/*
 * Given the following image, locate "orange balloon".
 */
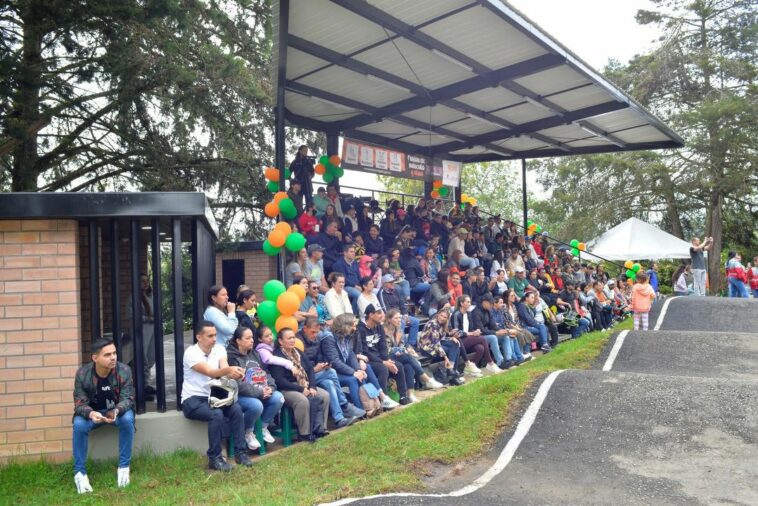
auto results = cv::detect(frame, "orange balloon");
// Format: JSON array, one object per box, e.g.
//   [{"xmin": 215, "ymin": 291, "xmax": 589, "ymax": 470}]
[
  {"xmin": 627, "ymin": 278, "xmax": 634, "ymax": 286},
  {"xmin": 274, "ymin": 221, "xmax": 292, "ymax": 235},
  {"xmin": 287, "ymin": 284, "xmax": 306, "ymax": 302},
  {"xmin": 432, "ymin": 180, "xmax": 443, "ymax": 189},
  {"xmin": 578, "ymin": 242, "xmax": 586, "ymax": 251},
  {"xmin": 264, "ymin": 167, "xmax": 279, "ymax": 181},
  {"xmin": 276, "ymin": 291, "xmax": 301, "ymax": 316},
  {"xmin": 314, "ymin": 163, "xmax": 326, "ymax": 175},
  {"xmin": 430, "ymin": 190, "xmax": 440, "ymax": 199},
  {"xmin": 274, "ymin": 191, "xmax": 288, "ymax": 204},
  {"xmin": 268, "ymin": 229, "xmax": 286, "ymax": 248},
  {"xmin": 329, "ymin": 155, "xmax": 341, "ymax": 166},
  {"xmin": 264, "ymin": 202, "xmax": 279, "ymax": 218},
  {"xmin": 275, "ymin": 315, "xmax": 299, "ymax": 333}
]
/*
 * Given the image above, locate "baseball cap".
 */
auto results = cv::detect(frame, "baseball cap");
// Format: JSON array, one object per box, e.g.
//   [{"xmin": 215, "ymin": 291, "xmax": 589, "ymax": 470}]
[
  {"xmin": 307, "ymin": 244, "xmax": 325, "ymax": 255},
  {"xmin": 381, "ymin": 273, "xmax": 396, "ymax": 283},
  {"xmin": 364, "ymin": 304, "xmax": 382, "ymax": 317},
  {"xmin": 514, "ymin": 266, "xmax": 525, "ymax": 273}
]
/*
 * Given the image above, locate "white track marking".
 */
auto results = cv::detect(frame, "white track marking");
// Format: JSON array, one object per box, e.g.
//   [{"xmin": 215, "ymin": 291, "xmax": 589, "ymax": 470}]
[
  {"xmin": 321, "ymin": 370, "xmax": 566, "ymax": 506},
  {"xmin": 602, "ymin": 330, "xmax": 629, "ymax": 372},
  {"xmin": 653, "ymin": 296, "xmax": 680, "ymax": 331}
]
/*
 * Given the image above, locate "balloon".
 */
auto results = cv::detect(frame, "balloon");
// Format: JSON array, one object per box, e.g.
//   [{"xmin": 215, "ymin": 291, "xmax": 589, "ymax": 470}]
[
  {"xmin": 262, "ymin": 240, "xmax": 281, "ymax": 256},
  {"xmin": 578, "ymin": 242, "xmax": 586, "ymax": 251},
  {"xmin": 632, "ymin": 263, "xmax": 641, "ymax": 273},
  {"xmin": 284, "ymin": 168, "xmax": 291, "ymax": 179},
  {"xmin": 461, "ymin": 194, "xmax": 469, "ymax": 202},
  {"xmin": 323, "ymin": 173, "xmax": 334, "ymax": 183},
  {"xmin": 572, "ymin": 247, "xmax": 580, "ymax": 256},
  {"xmin": 279, "ymin": 198, "xmax": 297, "ymax": 219},
  {"xmin": 275, "ymin": 315, "xmax": 299, "ymax": 333},
  {"xmin": 430, "ymin": 190, "xmax": 440, "ymax": 199},
  {"xmin": 433, "ymin": 180, "xmax": 443, "ymax": 189},
  {"xmin": 329, "ymin": 155, "xmax": 341, "ymax": 166},
  {"xmin": 276, "ymin": 291, "xmax": 301, "ymax": 316},
  {"xmin": 627, "ymin": 279, "xmax": 634, "ymax": 286},
  {"xmin": 626, "ymin": 269, "xmax": 636, "ymax": 279},
  {"xmin": 570, "ymin": 239, "xmax": 579, "ymax": 248},
  {"xmin": 527, "ymin": 220, "xmax": 534, "ymax": 227},
  {"xmin": 285, "ymin": 232, "xmax": 306, "ymax": 252},
  {"xmin": 266, "ymin": 181, "xmax": 279, "ymax": 193},
  {"xmin": 264, "ymin": 167, "xmax": 279, "ymax": 181},
  {"xmin": 319, "ymin": 155, "xmax": 329, "ymax": 165},
  {"xmin": 274, "ymin": 221, "xmax": 292, "ymax": 235},
  {"xmin": 314, "ymin": 163, "xmax": 326, "ymax": 175},
  {"xmin": 334, "ymin": 166, "xmax": 344, "ymax": 178},
  {"xmin": 263, "ymin": 279, "xmax": 287, "ymax": 301},
  {"xmin": 460, "ymin": 203, "xmax": 466, "ymax": 210},
  {"xmin": 287, "ymin": 284, "xmax": 306, "ymax": 302},
  {"xmin": 264, "ymin": 202, "xmax": 279, "ymax": 218},
  {"xmin": 274, "ymin": 191, "xmax": 288, "ymax": 204},
  {"xmin": 624, "ymin": 260, "xmax": 634, "ymax": 269},
  {"xmin": 528, "ymin": 224, "xmax": 537, "ymax": 231},
  {"xmin": 268, "ymin": 229, "xmax": 286, "ymax": 248},
  {"xmin": 439, "ymin": 187, "xmax": 449, "ymax": 197},
  {"xmin": 536, "ymin": 225, "xmax": 542, "ymax": 233},
  {"xmin": 257, "ymin": 300, "xmax": 280, "ymax": 327},
  {"xmin": 470, "ymin": 198, "xmax": 477, "ymax": 206}
]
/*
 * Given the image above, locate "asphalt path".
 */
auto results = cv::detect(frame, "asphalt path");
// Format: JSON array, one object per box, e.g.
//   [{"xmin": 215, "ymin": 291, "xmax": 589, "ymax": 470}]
[{"xmin": 331, "ymin": 297, "xmax": 758, "ymax": 506}]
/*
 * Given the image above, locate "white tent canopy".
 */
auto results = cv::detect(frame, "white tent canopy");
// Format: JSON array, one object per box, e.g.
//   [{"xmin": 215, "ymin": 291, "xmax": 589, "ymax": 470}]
[{"xmin": 587, "ymin": 218, "xmax": 691, "ymax": 261}]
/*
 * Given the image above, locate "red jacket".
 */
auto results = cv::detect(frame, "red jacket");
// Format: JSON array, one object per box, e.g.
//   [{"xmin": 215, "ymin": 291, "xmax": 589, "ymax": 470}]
[
  {"xmin": 747, "ymin": 267, "xmax": 758, "ymax": 290},
  {"xmin": 298, "ymin": 212, "xmax": 318, "ymax": 237}
]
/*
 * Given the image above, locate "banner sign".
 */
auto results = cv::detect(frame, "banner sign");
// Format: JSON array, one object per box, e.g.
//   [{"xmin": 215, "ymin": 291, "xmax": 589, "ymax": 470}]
[
  {"xmin": 342, "ymin": 138, "xmax": 460, "ymax": 187},
  {"xmin": 442, "ymin": 160, "xmax": 461, "ymax": 187}
]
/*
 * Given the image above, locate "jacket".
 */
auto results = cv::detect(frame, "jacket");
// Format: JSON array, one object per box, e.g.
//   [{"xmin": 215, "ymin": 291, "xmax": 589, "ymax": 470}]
[
  {"xmin": 516, "ymin": 302, "xmax": 540, "ymax": 328},
  {"xmin": 332, "ymin": 257, "xmax": 361, "ymax": 288},
  {"xmin": 378, "ymin": 287, "xmax": 407, "ymax": 315},
  {"xmin": 297, "ymin": 329, "xmax": 327, "ymax": 364},
  {"xmin": 364, "ymin": 235, "xmax": 385, "ymax": 257},
  {"xmin": 73, "ymin": 362, "xmax": 134, "ymax": 420},
  {"xmin": 268, "ymin": 347, "xmax": 316, "ymax": 393},
  {"xmin": 226, "ymin": 343, "xmax": 276, "ymax": 399},
  {"xmin": 467, "ymin": 281, "xmax": 491, "ymax": 305},
  {"xmin": 356, "ymin": 321, "xmax": 389, "ymax": 362},
  {"xmin": 631, "ymin": 283, "xmax": 655, "ymax": 313},
  {"xmin": 312, "ymin": 232, "xmax": 342, "ymax": 265},
  {"xmin": 321, "ymin": 332, "xmax": 360, "ymax": 376},
  {"xmin": 471, "ymin": 305, "xmax": 499, "ymax": 335}
]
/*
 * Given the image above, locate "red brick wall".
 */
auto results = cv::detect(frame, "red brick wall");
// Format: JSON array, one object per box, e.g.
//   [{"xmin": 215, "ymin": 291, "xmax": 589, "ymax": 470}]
[
  {"xmin": 0, "ymin": 219, "xmax": 81, "ymax": 462},
  {"xmin": 215, "ymin": 249, "xmax": 278, "ymax": 298}
]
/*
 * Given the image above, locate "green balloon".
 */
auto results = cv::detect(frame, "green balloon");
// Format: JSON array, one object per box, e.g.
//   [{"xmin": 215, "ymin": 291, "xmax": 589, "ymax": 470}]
[
  {"xmin": 323, "ymin": 173, "xmax": 334, "ymax": 183},
  {"xmin": 284, "ymin": 168, "xmax": 291, "ymax": 179},
  {"xmin": 285, "ymin": 232, "xmax": 306, "ymax": 252},
  {"xmin": 262, "ymin": 239, "xmax": 281, "ymax": 257},
  {"xmin": 257, "ymin": 300, "xmax": 280, "ymax": 327},
  {"xmin": 263, "ymin": 279, "xmax": 287, "ymax": 302},
  {"xmin": 325, "ymin": 162, "xmax": 335, "ymax": 173},
  {"xmin": 266, "ymin": 181, "xmax": 279, "ymax": 193},
  {"xmin": 626, "ymin": 269, "xmax": 636, "ymax": 279},
  {"xmin": 632, "ymin": 263, "xmax": 641, "ymax": 272},
  {"xmin": 319, "ymin": 155, "xmax": 329, "ymax": 165},
  {"xmin": 279, "ymin": 198, "xmax": 297, "ymax": 219},
  {"xmin": 438, "ymin": 187, "xmax": 449, "ymax": 197},
  {"xmin": 571, "ymin": 247, "xmax": 580, "ymax": 256},
  {"xmin": 460, "ymin": 203, "xmax": 465, "ymax": 210},
  {"xmin": 536, "ymin": 225, "xmax": 542, "ymax": 233},
  {"xmin": 527, "ymin": 220, "xmax": 534, "ymax": 227},
  {"xmin": 334, "ymin": 166, "xmax": 344, "ymax": 178},
  {"xmin": 570, "ymin": 239, "xmax": 579, "ymax": 248}
]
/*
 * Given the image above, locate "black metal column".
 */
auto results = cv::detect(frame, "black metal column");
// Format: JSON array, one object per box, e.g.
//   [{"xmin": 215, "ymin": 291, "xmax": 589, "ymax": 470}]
[
  {"xmin": 130, "ymin": 219, "xmax": 146, "ymax": 414},
  {"xmin": 88, "ymin": 221, "xmax": 101, "ymax": 342},
  {"xmin": 110, "ymin": 220, "xmax": 121, "ymax": 355},
  {"xmin": 326, "ymin": 132, "xmax": 340, "ymax": 192},
  {"xmin": 171, "ymin": 218, "xmax": 184, "ymax": 410},
  {"xmin": 151, "ymin": 218, "xmax": 166, "ymax": 412},
  {"xmin": 275, "ymin": 0, "xmax": 289, "ymax": 193},
  {"xmin": 521, "ymin": 158, "xmax": 528, "ymax": 233}
]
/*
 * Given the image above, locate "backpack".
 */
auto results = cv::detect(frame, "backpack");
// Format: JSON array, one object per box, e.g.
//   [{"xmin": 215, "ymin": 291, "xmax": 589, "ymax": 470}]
[{"xmin": 358, "ymin": 385, "xmax": 382, "ymax": 418}]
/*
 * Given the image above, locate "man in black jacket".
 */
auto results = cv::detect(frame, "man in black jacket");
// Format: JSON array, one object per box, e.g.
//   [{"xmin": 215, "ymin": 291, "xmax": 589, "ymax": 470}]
[
  {"xmin": 471, "ymin": 295, "xmax": 508, "ymax": 370},
  {"xmin": 312, "ymin": 221, "xmax": 343, "ymax": 273},
  {"xmin": 467, "ymin": 267, "xmax": 491, "ymax": 305},
  {"xmin": 377, "ymin": 274, "xmax": 420, "ymax": 346}
]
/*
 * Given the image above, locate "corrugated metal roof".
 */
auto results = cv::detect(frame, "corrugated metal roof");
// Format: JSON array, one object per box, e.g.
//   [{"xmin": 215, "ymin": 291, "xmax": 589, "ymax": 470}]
[{"xmin": 272, "ymin": 0, "xmax": 683, "ymax": 161}]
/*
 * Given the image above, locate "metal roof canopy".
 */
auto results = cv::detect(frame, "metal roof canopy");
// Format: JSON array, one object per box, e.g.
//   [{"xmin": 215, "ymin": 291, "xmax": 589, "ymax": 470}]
[{"xmin": 272, "ymin": 0, "xmax": 683, "ymax": 163}]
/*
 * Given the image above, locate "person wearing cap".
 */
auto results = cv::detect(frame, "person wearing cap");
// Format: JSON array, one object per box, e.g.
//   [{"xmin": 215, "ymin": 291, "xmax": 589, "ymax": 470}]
[
  {"xmin": 72, "ymin": 339, "xmax": 136, "ymax": 493},
  {"xmin": 377, "ymin": 273, "xmax": 421, "ymax": 347},
  {"xmin": 304, "ymin": 243, "xmax": 328, "ymax": 294},
  {"xmin": 356, "ymin": 305, "xmax": 407, "ymax": 406},
  {"xmin": 313, "ymin": 186, "xmax": 329, "ymax": 217},
  {"xmin": 507, "ymin": 266, "xmax": 530, "ymax": 299},
  {"xmin": 448, "ymin": 227, "xmax": 479, "ymax": 270},
  {"xmin": 312, "ymin": 221, "xmax": 343, "ymax": 272}
]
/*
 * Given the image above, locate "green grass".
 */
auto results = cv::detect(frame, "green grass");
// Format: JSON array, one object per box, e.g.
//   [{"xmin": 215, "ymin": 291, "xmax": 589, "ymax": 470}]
[{"xmin": 1, "ymin": 320, "xmax": 631, "ymax": 506}]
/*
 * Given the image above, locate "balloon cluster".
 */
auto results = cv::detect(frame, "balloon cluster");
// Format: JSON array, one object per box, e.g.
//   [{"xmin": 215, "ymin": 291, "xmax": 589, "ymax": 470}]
[
  {"xmin": 430, "ymin": 180, "xmax": 450, "ymax": 199},
  {"xmin": 460, "ymin": 193, "xmax": 477, "ymax": 209},
  {"xmin": 262, "ymin": 221, "xmax": 307, "ymax": 257},
  {"xmin": 263, "ymin": 166, "xmax": 291, "ymax": 193},
  {"xmin": 263, "ymin": 191, "xmax": 298, "ymax": 220},
  {"xmin": 257, "ymin": 279, "xmax": 306, "ymax": 333},
  {"xmin": 624, "ymin": 260, "xmax": 642, "ymax": 282},
  {"xmin": 315, "ymin": 155, "xmax": 343, "ymax": 184},
  {"xmin": 526, "ymin": 220, "xmax": 543, "ymax": 236},
  {"xmin": 569, "ymin": 239, "xmax": 587, "ymax": 257}
]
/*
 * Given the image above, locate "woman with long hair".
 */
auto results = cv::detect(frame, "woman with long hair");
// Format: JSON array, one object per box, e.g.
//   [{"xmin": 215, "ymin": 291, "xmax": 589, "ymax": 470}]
[
  {"xmin": 202, "ymin": 285, "xmax": 238, "ymax": 347},
  {"xmin": 417, "ymin": 307, "xmax": 465, "ymax": 385},
  {"xmin": 285, "ymin": 248, "xmax": 308, "ymax": 287},
  {"xmin": 450, "ymin": 295, "xmax": 498, "ymax": 376}
]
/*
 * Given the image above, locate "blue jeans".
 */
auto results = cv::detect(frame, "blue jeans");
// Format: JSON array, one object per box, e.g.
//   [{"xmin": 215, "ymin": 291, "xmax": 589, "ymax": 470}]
[
  {"xmin": 752, "ymin": 288, "xmax": 758, "ymax": 298},
  {"xmin": 73, "ymin": 409, "xmax": 134, "ymax": 474},
  {"xmin": 510, "ymin": 337, "xmax": 524, "ymax": 361},
  {"xmin": 338, "ymin": 365, "xmax": 382, "ymax": 410},
  {"xmin": 405, "ymin": 315, "xmax": 420, "ymax": 346},
  {"xmin": 526, "ymin": 324, "xmax": 549, "ymax": 347},
  {"xmin": 571, "ymin": 318, "xmax": 591, "ymax": 338},
  {"xmin": 483, "ymin": 334, "xmax": 503, "ymax": 365},
  {"xmin": 440, "ymin": 339, "xmax": 461, "ymax": 365},
  {"xmin": 410, "ymin": 282, "xmax": 431, "ymax": 304},
  {"xmin": 459, "ymin": 256, "xmax": 479, "ymax": 269},
  {"xmin": 182, "ymin": 395, "xmax": 246, "ymax": 459},
  {"xmin": 315, "ymin": 368, "xmax": 348, "ymax": 421},
  {"xmin": 345, "ymin": 286, "xmax": 361, "ymax": 313},
  {"xmin": 236, "ymin": 391, "xmax": 284, "ymax": 431},
  {"xmin": 396, "ymin": 279, "xmax": 411, "ymax": 300},
  {"xmin": 728, "ymin": 277, "xmax": 749, "ymax": 298},
  {"xmin": 497, "ymin": 335, "xmax": 517, "ymax": 362}
]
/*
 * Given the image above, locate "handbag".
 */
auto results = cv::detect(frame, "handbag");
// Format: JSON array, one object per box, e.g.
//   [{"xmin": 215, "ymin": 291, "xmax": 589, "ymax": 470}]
[{"xmin": 358, "ymin": 385, "xmax": 382, "ymax": 418}]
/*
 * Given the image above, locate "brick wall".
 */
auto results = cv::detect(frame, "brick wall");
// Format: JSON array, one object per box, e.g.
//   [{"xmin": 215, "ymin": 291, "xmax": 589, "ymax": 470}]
[
  {"xmin": 215, "ymin": 249, "xmax": 277, "ymax": 297},
  {"xmin": 0, "ymin": 219, "xmax": 81, "ymax": 462}
]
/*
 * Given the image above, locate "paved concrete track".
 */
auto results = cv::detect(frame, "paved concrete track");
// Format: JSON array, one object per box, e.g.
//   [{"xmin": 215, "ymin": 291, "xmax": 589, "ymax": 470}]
[{"xmin": 656, "ymin": 296, "xmax": 756, "ymax": 333}]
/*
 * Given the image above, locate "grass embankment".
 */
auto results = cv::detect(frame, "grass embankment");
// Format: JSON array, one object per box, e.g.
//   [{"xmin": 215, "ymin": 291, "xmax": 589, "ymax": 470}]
[{"xmin": 1, "ymin": 320, "xmax": 631, "ymax": 506}]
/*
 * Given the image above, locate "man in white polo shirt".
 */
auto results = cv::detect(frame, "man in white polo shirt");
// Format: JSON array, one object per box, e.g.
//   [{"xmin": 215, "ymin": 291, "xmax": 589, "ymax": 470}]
[{"xmin": 181, "ymin": 320, "xmax": 252, "ymax": 471}]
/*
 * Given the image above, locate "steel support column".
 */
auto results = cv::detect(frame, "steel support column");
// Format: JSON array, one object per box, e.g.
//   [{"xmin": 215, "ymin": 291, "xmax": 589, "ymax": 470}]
[
  {"xmin": 275, "ymin": 0, "xmax": 290, "ymax": 284},
  {"xmin": 130, "ymin": 219, "xmax": 146, "ymax": 414},
  {"xmin": 171, "ymin": 218, "xmax": 184, "ymax": 410},
  {"xmin": 521, "ymin": 158, "xmax": 528, "ymax": 234},
  {"xmin": 151, "ymin": 218, "xmax": 166, "ymax": 412},
  {"xmin": 109, "ymin": 220, "xmax": 121, "ymax": 356}
]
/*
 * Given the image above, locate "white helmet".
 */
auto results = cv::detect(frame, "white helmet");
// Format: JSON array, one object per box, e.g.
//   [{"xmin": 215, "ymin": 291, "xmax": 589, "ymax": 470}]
[{"xmin": 207, "ymin": 377, "xmax": 238, "ymax": 408}]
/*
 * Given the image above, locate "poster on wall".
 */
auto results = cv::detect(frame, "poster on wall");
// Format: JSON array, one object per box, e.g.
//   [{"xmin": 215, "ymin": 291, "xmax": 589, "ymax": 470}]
[{"xmin": 442, "ymin": 160, "xmax": 461, "ymax": 188}]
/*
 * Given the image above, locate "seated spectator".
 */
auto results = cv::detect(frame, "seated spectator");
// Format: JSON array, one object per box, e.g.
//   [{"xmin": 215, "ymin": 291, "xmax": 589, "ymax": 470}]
[
  {"xmin": 342, "ymin": 204, "xmax": 359, "ymax": 237},
  {"xmin": 357, "ymin": 276, "xmax": 381, "ymax": 322},
  {"xmin": 517, "ymin": 291, "xmax": 551, "ymax": 353},
  {"xmin": 490, "ymin": 295, "xmax": 525, "ymax": 367},
  {"xmin": 291, "ymin": 276, "xmax": 316, "ymax": 326},
  {"xmin": 285, "ymin": 248, "xmax": 308, "ymax": 287},
  {"xmin": 304, "ymin": 244, "xmax": 328, "ymax": 294},
  {"xmin": 501, "ymin": 289, "xmax": 533, "ymax": 361},
  {"xmin": 357, "ymin": 204, "xmax": 373, "ymax": 233},
  {"xmin": 424, "ymin": 269, "xmax": 453, "ymax": 317},
  {"xmin": 298, "ymin": 202, "xmax": 319, "ymax": 238},
  {"xmin": 287, "ymin": 179, "xmax": 304, "ymax": 217},
  {"xmin": 507, "ymin": 266, "xmax": 529, "ymax": 299},
  {"xmin": 400, "ymin": 247, "xmax": 431, "ymax": 305},
  {"xmin": 202, "ymin": 285, "xmax": 238, "ymax": 347},
  {"xmin": 529, "ymin": 288, "xmax": 561, "ymax": 347},
  {"xmin": 447, "ymin": 269, "xmax": 464, "ymax": 307},
  {"xmin": 490, "ymin": 249, "xmax": 506, "ymax": 279},
  {"xmin": 417, "ymin": 306, "xmax": 466, "ymax": 386},
  {"xmin": 255, "ymin": 325, "xmax": 295, "ymax": 372},
  {"xmin": 364, "ymin": 224, "xmax": 385, "ymax": 257},
  {"xmin": 300, "ymin": 281, "xmax": 333, "ymax": 327},
  {"xmin": 267, "ymin": 328, "xmax": 331, "ymax": 443},
  {"xmin": 471, "ymin": 294, "xmax": 509, "ymax": 370},
  {"xmin": 313, "ymin": 186, "xmax": 329, "ymax": 217},
  {"xmin": 491, "ymin": 268, "xmax": 509, "ymax": 297},
  {"xmin": 332, "ymin": 244, "xmax": 361, "ymax": 311},
  {"xmin": 450, "ymin": 295, "xmax": 499, "ymax": 375},
  {"xmin": 325, "ymin": 184, "xmax": 344, "ymax": 217},
  {"xmin": 312, "ymin": 221, "xmax": 343, "ymax": 273},
  {"xmin": 466, "ymin": 266, "xmax": 491, "ymax": 305},
  {"xmin": 357, "ymin": 305, "xmax": 409, "ymax": 405},
  {"xmin": 448, "ymin": 228, "xmax": 479, "ymax": 269},
  {"xmin": 235, "ymin": 289, "xmax": 257, "ymax": 332},
  {"xmin": 504, "ymin": 249, "xmax": 525, "ymax": 277},
  {"xmin": 297, "ymin": 317, "xmax": 363, "ymax": 427},
  {"xmin": 352, "ymin": 232, "xmax": 366, "ymax": 257},
  {"xmin": 324, "ymin": 272, "xmax": 353, "ymax": 318},
  {"xmin": 377, "ymin": 273, "xmax": 420, "ymax": 346},
  {"xmin": 592, "ymin": 280, "xmax": 615, "ymax": 328},
  {"xmin": 72, "ymin": 339, "xmax": 135, "ymax": 493},
  {"xmin": 420, "ymin": 246, "xmax": 441, "ymax": 282},
  {"xmin": 226, "ymin": 326, "xmax": 284, "ymax": 450},
  {"xmin": 388, "ymin": 248, "xmax": 412, "ymax": 301},
  {"xmin": 557, "ymin": 281, "xmax": 591, "ymax": 338},
  {"xmin": 181, "ymin": 321, "xmax": 252, "ymax": 471}
]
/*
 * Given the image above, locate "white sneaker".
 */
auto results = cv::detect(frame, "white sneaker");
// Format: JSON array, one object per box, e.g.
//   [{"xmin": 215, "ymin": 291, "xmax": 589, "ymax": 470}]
[
  {"xmin": 261, "ymin": 426, "xmax": 275, "ymax": 444},
  {"xmin": 117, "ymin": 467, "xmax": 130, "ymax": 488},
  {"xmin": 522, "ymin": 353, "xmax": 533, "ymax": 361},
  {"xmin": 74, "ymin": 472, "xmax": 93, "ymax": 494},
  {"xmin": 381, "ymin": 396, "xmax": 400, "ymax": 409},
  {"xmin": 245, "ymin": 430, "xmax": 261, "ymax": 450},
  {"xmin": 464, "ymin": 363, "xmax": 483, "ymax": 376},
  {"xmin": 425, "ymin": 378, "xmax": 444, "ymax": 390},
  {"xmin": 485, "ymin": 363, "xmax": 503, "ymax": 374},
  {"xmin": 408, "ymin": 393, "xmax": 419, "ymax": 403}
]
